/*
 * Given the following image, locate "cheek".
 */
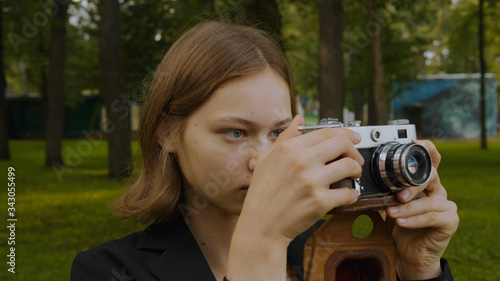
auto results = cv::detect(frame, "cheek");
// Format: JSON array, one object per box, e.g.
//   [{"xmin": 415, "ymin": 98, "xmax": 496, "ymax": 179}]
[{"xmin": 179, "ymin": 138, "xmax": 247, "ymax": 192}]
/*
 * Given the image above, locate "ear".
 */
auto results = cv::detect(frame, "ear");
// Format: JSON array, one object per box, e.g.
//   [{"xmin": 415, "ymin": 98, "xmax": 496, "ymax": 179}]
[{"xmin": 156, "ymin": 118, "xmax": 177, "ymax": 153}]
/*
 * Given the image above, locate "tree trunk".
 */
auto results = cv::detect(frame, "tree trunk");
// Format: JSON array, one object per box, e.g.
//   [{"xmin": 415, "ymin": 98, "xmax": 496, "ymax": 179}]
[
  {"xmin": 99, "ymin": 0, "xmax": 132, "ymax": 178},
  {"xmin": 0, "ymin": 0, "xmax": 9, "ymax": 160},
  {"xmin": 45, "ymin": 2, "xmax": 68, "ymax": 167},
  {"xmin": 319, "ymin": 0, "xmax": 345, "ymax": 121},
  {"xmin": 368, "ymin": 0, "xmax": 388, "ymax": 125},
  {"xmin": 479, "ymin": 0, "xmax": 487, "ymax": 150},
  {"xmin": 353, "ymin": 88, "xmax": 363, "ymax": 122},
  {"xmin": 348, "ymin": 37, "xmax": 363, "ymax": 123},
  {"xmin": 367, "ymin": 87, "xmax": 377, "ymax": 125}
]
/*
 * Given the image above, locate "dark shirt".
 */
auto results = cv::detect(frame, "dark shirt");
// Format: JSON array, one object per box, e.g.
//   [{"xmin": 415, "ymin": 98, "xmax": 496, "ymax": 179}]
[{"xmin": 71, "ymin": 218, "xmax": 453, "ymax": 281}]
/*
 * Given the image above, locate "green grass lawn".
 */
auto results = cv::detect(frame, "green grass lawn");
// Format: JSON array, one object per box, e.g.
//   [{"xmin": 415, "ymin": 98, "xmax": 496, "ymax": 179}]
[{"xmin": 0, "ymin": 138, "xmax": 499, "ymax": 280}]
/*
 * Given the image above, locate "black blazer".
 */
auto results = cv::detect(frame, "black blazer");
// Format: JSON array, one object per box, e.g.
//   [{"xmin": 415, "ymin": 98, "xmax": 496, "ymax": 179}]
[
  {"xmin": 71, "ymin": 217, "xmax": 310, "ymax": 281},
  {"xmin": 71, "ymin": 218, "xmax": 453, "ymax": 281}
]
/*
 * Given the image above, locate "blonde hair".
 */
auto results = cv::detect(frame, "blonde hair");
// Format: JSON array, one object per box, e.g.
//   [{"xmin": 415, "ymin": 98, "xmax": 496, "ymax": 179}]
[{"xmin": 114, "ymin": 21, "xmax": 296, "ymax": 223}]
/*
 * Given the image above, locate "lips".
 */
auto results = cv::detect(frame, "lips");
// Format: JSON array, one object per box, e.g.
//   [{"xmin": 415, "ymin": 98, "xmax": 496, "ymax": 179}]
[{"xmin": 239, "ymin": 186, "xmax": 249, "ymax": 193}]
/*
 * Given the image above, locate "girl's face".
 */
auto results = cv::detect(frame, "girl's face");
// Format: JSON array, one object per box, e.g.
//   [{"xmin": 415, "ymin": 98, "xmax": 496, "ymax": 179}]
[{"xmin": 171, "ymin": 67, "xmax": 293, "ymax": 216}]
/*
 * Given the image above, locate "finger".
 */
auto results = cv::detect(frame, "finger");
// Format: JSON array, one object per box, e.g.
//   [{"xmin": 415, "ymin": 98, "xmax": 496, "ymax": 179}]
[
  {"xmin": 320, "ymin": 187, "xmax": 360, "ymax": 210},
  {"xmin": 316, "ymin": 157, "xmax": 363, "ymax": 186},
  {"xmin": 392, "ymin": 203, "xmax": 459, "ymax": 232},
  {"xmin": 275, "ymin": 115, "xmax": 305, "ymax": 143},
  {"xmin": 297, "ymin": 127, "xmax": 362, "ymax": 147},
  {"xmin": 396, "ymin": 167, "xmax": 447, "ymax": 203},
  {"xmin": 387, "ymin": 196, "xmax": 452, "ymax": 219},
  {"xmin": 416, "ymin": 140, "xmax": 441, "ymax": 169},
  {"xmin": 311, "ymin": 135, "xmax": 364, "ymax": 166},
  {"xmin": 423, "ymin": 169, "xmax": 447, "ymax": 198}
]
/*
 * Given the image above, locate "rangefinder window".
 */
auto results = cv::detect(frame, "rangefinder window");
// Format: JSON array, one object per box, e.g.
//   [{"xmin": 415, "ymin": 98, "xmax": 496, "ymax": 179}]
[{"xmin": 398, "ymin": 129, "xmax": 408, "ymax": 139}]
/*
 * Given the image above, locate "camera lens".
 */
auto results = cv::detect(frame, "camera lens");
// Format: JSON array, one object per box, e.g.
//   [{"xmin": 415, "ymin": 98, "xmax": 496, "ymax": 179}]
[
  {"xmin": 371, "ymin": 142, "xmax": 432, "ymax": 190},
  {"xmin": 407, "ymin": 156, "xmax": 419, "ymax": 174}
]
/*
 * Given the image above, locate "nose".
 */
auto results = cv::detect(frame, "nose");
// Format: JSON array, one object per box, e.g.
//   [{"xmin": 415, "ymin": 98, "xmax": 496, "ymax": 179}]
[{"xmin": 247, "ymin": 137, "xmax": 272, "ymax": 172}]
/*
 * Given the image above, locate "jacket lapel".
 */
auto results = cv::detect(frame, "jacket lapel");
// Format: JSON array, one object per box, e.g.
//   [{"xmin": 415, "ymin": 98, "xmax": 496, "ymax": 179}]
[
  {"xmin": 136, "ymin": 216, "xmax": 321, "ymax": 281},
  {"xmin": 137, "ymin": 217, "xmax": 216, "ymax": 281}
]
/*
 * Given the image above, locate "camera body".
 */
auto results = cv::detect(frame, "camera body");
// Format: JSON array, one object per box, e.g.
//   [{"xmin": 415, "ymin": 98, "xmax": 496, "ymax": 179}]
[{"xmin": 299, "ymin": 118, "xmax": 432, "ymax": 199}]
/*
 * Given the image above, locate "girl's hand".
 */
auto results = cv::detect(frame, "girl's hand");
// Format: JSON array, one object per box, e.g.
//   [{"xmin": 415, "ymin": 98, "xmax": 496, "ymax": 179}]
[
  {"xmin": 227, "ymin": 115, "xmax": 363, "ymax": 280},
  {"xmin": 385, "ymin": 140, "xmax": 459, "ymax": 280}
]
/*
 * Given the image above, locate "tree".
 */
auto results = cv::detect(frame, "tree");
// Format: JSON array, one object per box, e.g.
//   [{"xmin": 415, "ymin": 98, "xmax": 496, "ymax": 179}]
[
  {"xmin": 243, "ymin": 0, "xmax": 281, "ymax": 35},
  {"xmin": 45, "ymin": 1, "xmax": 69, "ymax": 167},
  {"xmin": 99, "ymin": 0, "xmax": 131, "ymax": 178},
  {"xmin": 0, "ymin": 0, "xmax": 10, "ymax": 160},
  {"xmin": 367, "ymin": 0, "xmax": 387, "ymax": 125},
  {"xmin": 318, "ymin": 0, "xmax": 345, "ymax": 120},
  {"xmin": 279, "ymin": 0, "xmax": 319, "ymax": 104},
  {"xmin": 479, "ymin": 0, "xmax": 487, "ymax": 149}
]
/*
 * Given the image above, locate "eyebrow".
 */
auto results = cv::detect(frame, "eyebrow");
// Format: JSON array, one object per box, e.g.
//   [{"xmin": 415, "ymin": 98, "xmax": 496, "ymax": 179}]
[{"xmin": 213, "ymin": 115, "xmax": 293, "ymax": 128}]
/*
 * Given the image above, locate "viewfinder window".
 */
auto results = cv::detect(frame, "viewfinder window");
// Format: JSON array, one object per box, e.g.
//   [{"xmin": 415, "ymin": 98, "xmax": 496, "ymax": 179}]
[{"xmin": 398, "ymin": 129, "xmax": 408, "ymax": 139}]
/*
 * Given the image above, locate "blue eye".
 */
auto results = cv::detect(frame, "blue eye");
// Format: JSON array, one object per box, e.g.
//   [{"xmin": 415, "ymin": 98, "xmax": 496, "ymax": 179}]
[
  {"xmin": 271, "ymin": 129, "xmax": 284, "ymax": 138},
  {"xmin": 225, "ymin": 130, "xmax": 244, "ymax": 140}
]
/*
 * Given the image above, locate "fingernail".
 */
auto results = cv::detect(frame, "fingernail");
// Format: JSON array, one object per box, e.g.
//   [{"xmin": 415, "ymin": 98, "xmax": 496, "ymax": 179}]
[
  {"xmin": 388, "ymin": 207, "xmax": 399, "ymax": 215},
  {"xmin": 353, "ymin": 189, "xmax": 360, "ymax": 197},
  {"xmin": 354, "ymin": 132, "xmax": 362, "ymax": 142},
  {"xmin": 358, "ymin": 155, "xmax": 365, "ymax": 165},
  {"xmin": 399, "ymin": 189, "xmax": 411, "ymax": 201},
  {"xmin": 397, "ymin": 218, "xmax": 407, "ymax": 225}
]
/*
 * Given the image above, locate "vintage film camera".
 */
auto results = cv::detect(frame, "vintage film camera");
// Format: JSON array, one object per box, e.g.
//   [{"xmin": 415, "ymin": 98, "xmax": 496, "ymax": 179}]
[{"xmin": 299, "ymin": 118, "xmax": 432, "ymax": 199}]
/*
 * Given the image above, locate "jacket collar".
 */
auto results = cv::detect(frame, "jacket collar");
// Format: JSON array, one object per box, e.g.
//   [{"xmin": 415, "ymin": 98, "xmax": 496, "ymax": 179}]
[
  {"xmin": 137, "ymin": 217, "xmax": 216, "ymax": 281},
  {"xmin": 135, "ymin": 216, "xmax": 316, "ymax": 281}
]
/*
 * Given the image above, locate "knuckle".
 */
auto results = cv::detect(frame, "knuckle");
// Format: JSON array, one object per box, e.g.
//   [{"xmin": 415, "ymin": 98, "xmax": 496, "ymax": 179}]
[
  {"xmin": 424, "ymin": 197, "xmax": 434, "ymax": 210},
  {"xmin": 402, "ymin": 201, "xmax": 413, "ymax": 213},
  {"xmin": 452, "ymin": 211, "xmax": 460, "ymax": 227},
  {"xmin": 430, "ymin": 168, "xmax": 439, "ymax": 181},
  {"xmin": 337, "ymin": 158, "xmax": 362, "ymax": 178},
  {"xmin": 296, "ymin": 172, "xmax": 315, "ymax": 192},
  {"xmin": 354, "ymin": 159, "xmax": 363, "ymax": 175},
  {"xmin": 428, "ymin": 211, "xmax": 439, "ymax": 224},
  {"xmin": 347, "ymin": 158, "xmax": 363, "ymax": 176},
  {"xmin": 448, "ymin": 200, "xmax": 458, "ymax": 213},
  {"xmin": 292, "ymin": 156, "xmax": 308, "ymax": 171},
  {"xmin": 320, "ymin": 128, "xmax": 335, "ymax": 139},
  {"xmin": 339, "ymin": 137, "xmax": 354, "ymax": 150},
  {"xmin": 311, "ymin": 193, "xmax": 328, "ymax": 209},
  {"xmin": 434, "ymin": 151, "xmax": 442, "ymax": 164}
]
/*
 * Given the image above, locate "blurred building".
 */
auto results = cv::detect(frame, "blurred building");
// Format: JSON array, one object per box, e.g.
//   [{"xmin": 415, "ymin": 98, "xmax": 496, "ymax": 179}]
[{"xmin": 393, "ymin": 73, "xmax": 497, "ymax": 139}]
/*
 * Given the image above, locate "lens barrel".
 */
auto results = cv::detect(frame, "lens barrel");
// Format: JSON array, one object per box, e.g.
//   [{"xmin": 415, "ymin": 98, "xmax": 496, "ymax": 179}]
[{"xmin": 371, "ymin": 142, "xmax": 432, "ymax": 191}]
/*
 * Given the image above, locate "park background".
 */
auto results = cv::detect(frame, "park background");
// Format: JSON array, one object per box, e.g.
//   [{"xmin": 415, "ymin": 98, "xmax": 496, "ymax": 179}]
[{"xmin": 0, "ymin": 0, "xmax": 499, "ymax": 280}]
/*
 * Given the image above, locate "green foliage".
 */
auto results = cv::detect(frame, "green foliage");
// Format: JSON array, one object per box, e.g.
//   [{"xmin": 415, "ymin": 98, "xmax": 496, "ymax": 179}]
[
  {"xmin": 0, "ymin": 139, "xmax": 499, "ymax": 280},
  {"xmin": 3, "ymin": 0, "xmax": 50, "ymax": 95},
  {"xmin": 4, "ymin": 0, "xmax": 499, "ymax": 115},
  {"xmin": 279, "ymin": 0, "xmax": 319, "ymax": 100},
  {"xmin": 421, "ymin": 0, "xmax": 500, "ymax": 76}
]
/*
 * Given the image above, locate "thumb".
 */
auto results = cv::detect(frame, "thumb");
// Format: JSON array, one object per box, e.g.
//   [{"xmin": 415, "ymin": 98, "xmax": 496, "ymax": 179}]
[{"xmin": 276, "ymin": 115, "xmax": 305, "ymax": 143}]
